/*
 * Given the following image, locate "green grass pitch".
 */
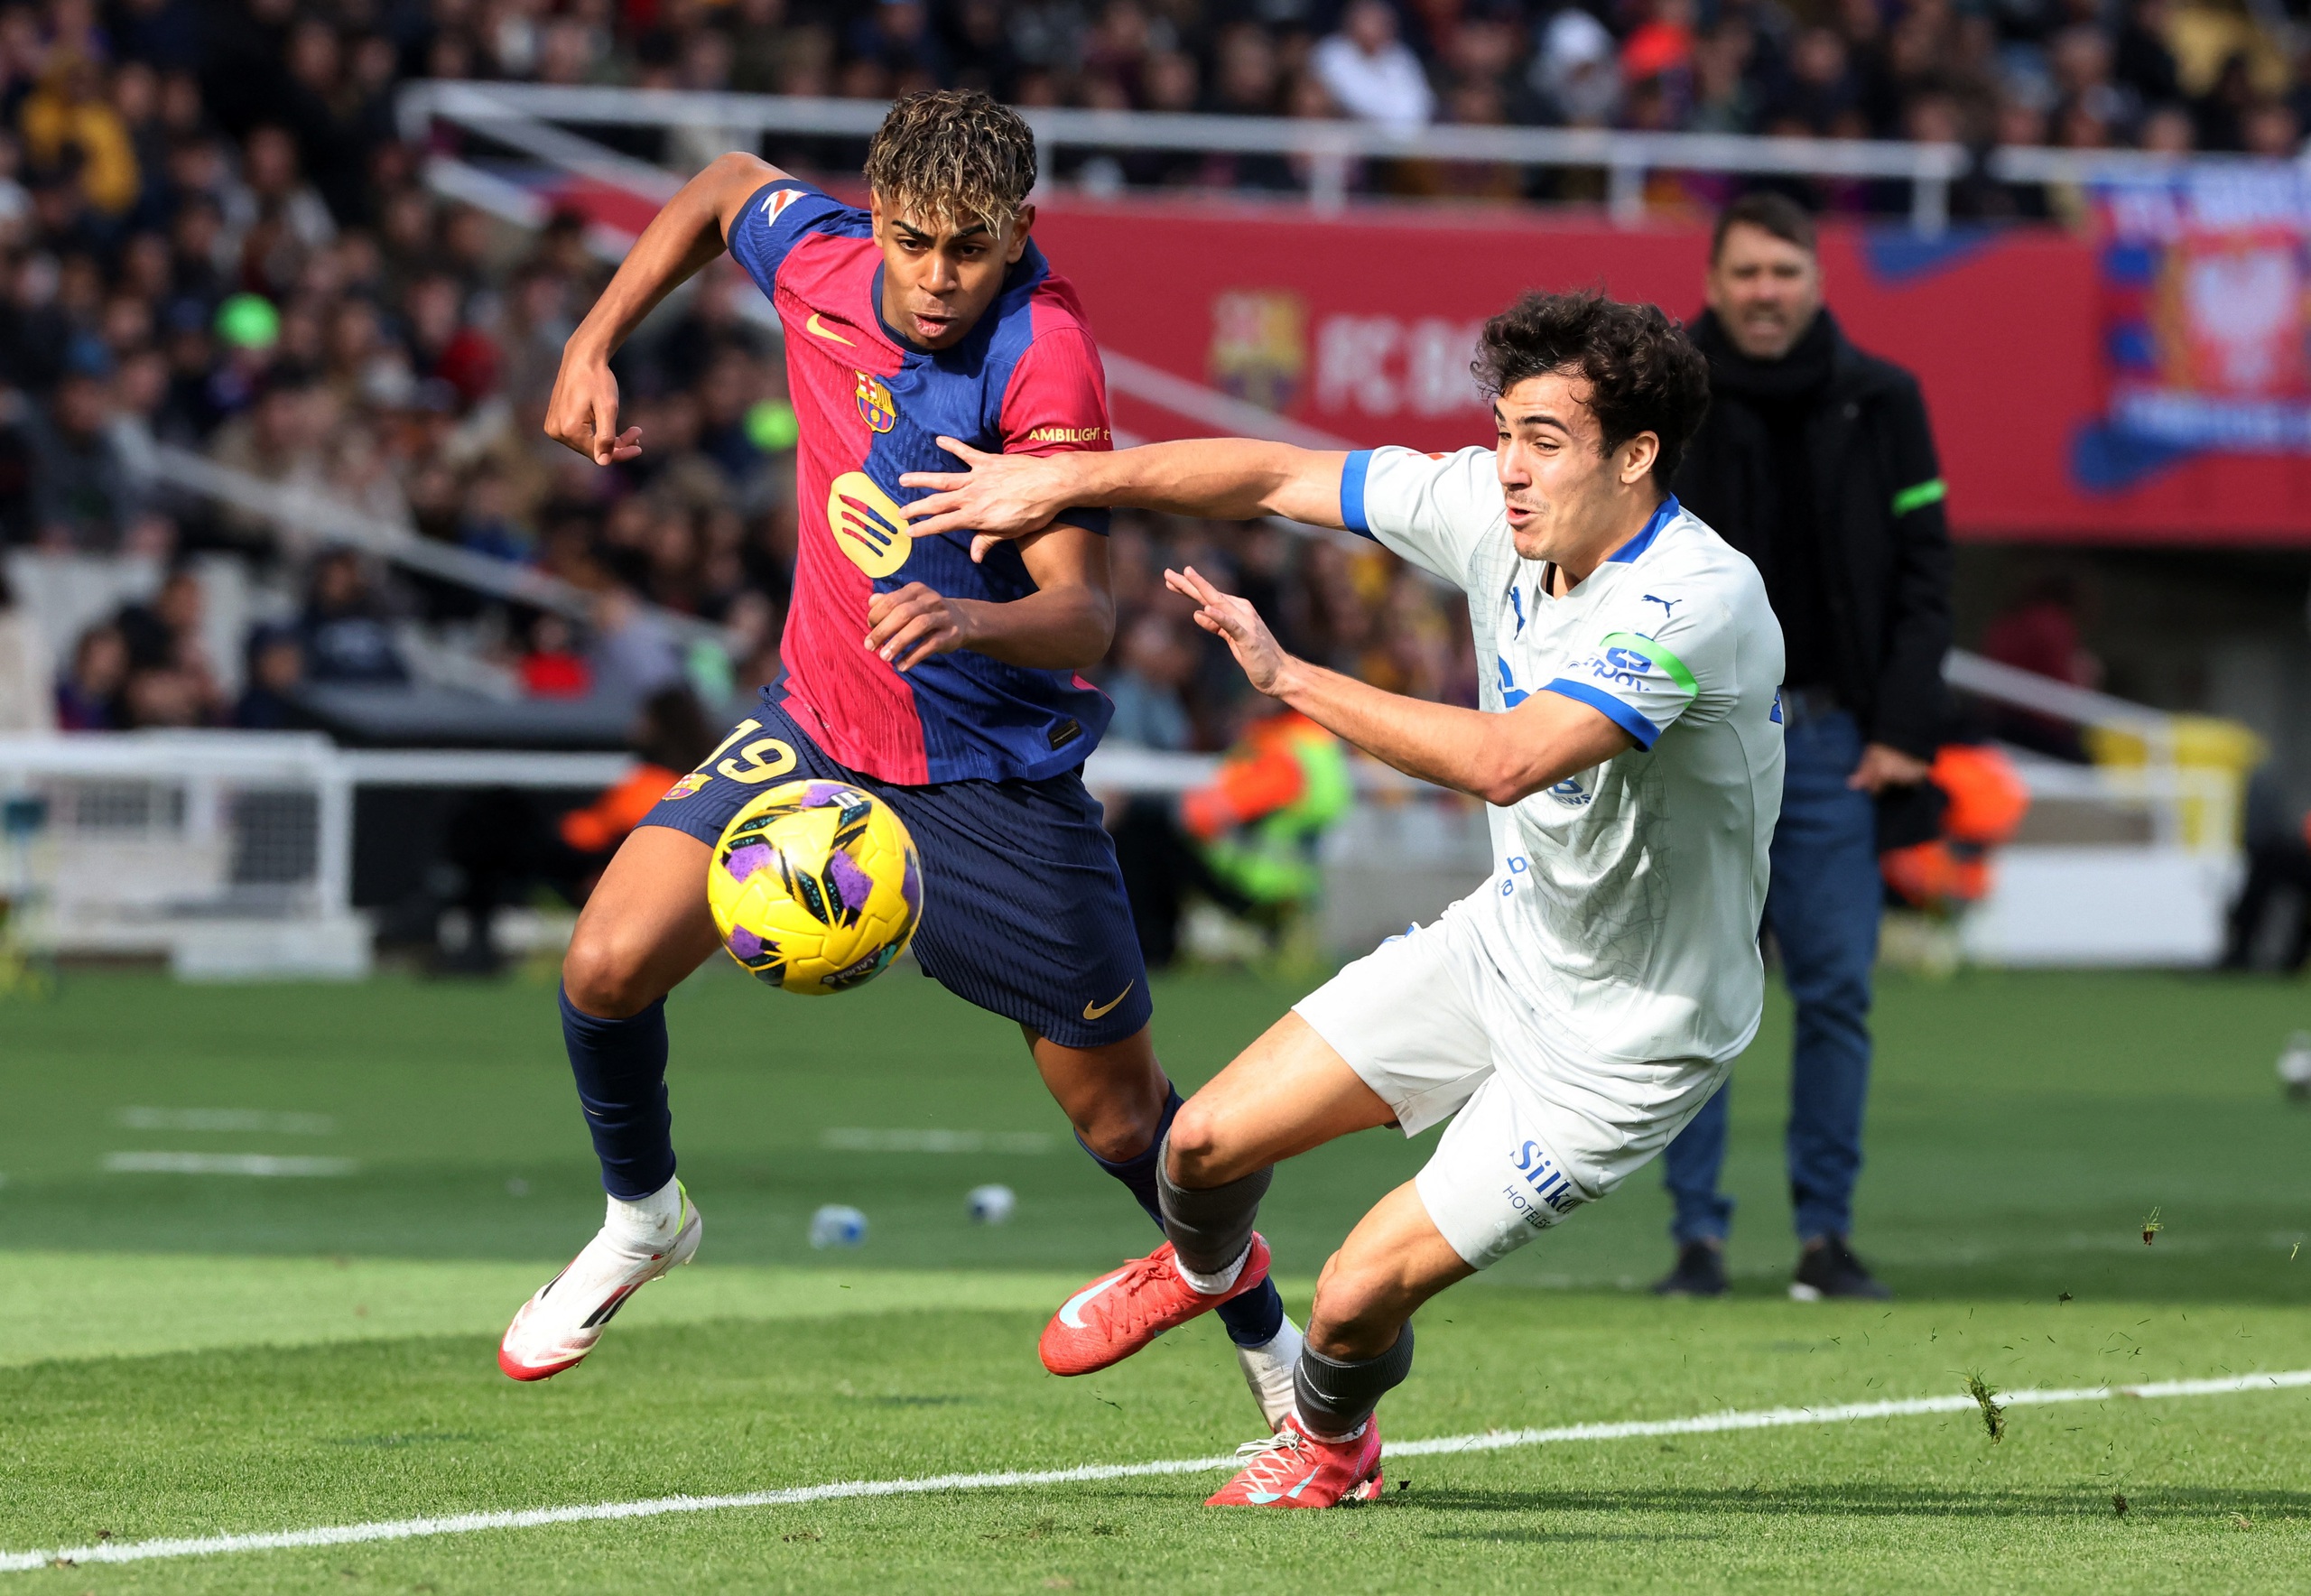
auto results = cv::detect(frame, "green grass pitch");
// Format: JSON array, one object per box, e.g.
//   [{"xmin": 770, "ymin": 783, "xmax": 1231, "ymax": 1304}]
[{"xmin": 2, "ymin": 961, "xmax": 2308, "ymax": 1592}]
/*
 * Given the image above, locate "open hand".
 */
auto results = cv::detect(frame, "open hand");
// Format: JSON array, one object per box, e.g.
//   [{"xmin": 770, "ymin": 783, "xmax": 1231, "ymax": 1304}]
[
  {"xmin": 1848, "ymin": 741, "xmax": 1933, "ymax": 793},
  {"xmin": 899, "ymin": 436, "xmax": 1066, "ymax": 562},
  {"xmin": 866, "ymin": 582, "xmax": 976, "ymax": 672},
  {"xmin": 543, "ymin": 348, "xmax": 644, "ymax": 466},
  {"xmin": 1165, "ymin": 564, "xmax": 1292, "ymax": 696}
]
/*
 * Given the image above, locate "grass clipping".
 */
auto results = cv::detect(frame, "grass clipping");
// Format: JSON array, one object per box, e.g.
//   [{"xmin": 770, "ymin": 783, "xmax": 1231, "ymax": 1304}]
[{"xmin": 1964, "ymin": 1372, "xmax": 2006, "ymax": 1442}]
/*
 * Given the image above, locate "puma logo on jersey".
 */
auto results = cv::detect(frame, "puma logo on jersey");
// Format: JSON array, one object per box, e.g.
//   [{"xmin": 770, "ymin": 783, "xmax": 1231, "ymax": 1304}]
[
  {"xmin": 805, "ymin": 312, "xmax": 852, "ymax": 346},
  {"xmin": 1643, "ymin": 593, "xmax": 1680, "ymax": 621}
]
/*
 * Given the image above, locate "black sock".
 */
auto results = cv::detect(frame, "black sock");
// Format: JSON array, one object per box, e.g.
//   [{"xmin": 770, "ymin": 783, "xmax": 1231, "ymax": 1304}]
[
  {"xmin": 1293, "ymin": 1324, "xmax": 1415, "ymax": 1439},
  {"xmin": 560, "ymin": 985, "xmax": 674, "ymax": 1200},
  {"xmin": 1078, "ymin": 1089, "xmax": 1286, "ymax": 1349}
]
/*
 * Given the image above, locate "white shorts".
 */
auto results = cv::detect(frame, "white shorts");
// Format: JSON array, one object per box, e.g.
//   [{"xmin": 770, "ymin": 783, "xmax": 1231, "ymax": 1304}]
[{"xmin": 1295, "ymin": 905, "xmax": 1728, "ymax": 1270}]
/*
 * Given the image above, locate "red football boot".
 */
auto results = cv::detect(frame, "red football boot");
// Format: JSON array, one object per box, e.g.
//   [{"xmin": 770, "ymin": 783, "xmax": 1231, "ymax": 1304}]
[
  {"xmin": 1204, "ymin": 1413, "xmax": 1384, "ymax": 1508},
  {"xmin": 1037, "ymin": 1236, "xmax": 1272, "ymax": 1377}
]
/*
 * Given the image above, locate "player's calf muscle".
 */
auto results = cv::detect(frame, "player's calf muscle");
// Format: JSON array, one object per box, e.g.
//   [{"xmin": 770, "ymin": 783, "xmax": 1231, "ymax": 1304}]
[{"xmin": 1308, "ymin": 1186, "xmax": 1471, "ymax": 1359}]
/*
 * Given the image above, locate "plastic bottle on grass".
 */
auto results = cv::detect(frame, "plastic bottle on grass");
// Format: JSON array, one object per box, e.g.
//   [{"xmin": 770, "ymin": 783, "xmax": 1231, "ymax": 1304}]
[
  {"xmin": 967, "ymin": 1184, "xmax": 1016, "ymax": 1225},
  {"xmin": 810, "ymin": 1204, "xmax": 868, "ymax": 1248}
]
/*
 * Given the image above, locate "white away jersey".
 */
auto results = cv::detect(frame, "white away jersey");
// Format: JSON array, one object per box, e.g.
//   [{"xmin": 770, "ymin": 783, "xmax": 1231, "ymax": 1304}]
[{"xmin": 1343, "ymin": 444, "xmax": 1787, "ymax": 1068}]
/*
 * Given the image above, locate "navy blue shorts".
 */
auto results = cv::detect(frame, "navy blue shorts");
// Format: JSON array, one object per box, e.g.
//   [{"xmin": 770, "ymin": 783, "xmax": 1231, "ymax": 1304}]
[{"xmin": 639, "ymin": 699, "xmax": 1153, "ymax": 1048}]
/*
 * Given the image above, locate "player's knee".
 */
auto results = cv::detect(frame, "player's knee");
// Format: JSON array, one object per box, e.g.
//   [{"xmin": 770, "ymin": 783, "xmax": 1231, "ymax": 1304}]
[
  {"xmin": 561, "ymin": 924, "xmax": 657, "ymax": 1018},
  {"xmin": 1072, "ymin": 1100, "xmax": 1157, "ymax": 1165},
  {"xmin": 1307, "ymin": 1248, "xmax": 1413, "ymax": 1359},
  {"xmin": 1164, "ymin": 1097, "xmax": 1244, "ymax": 1188}
]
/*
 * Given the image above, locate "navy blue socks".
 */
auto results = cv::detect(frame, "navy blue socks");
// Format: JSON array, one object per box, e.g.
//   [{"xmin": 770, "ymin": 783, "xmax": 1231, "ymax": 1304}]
[
  {"xmin": 560, "ymin": 985, "xmax": 676, "ymax": 1201},
  {"xmin": 1080, "ymin": 1087, "xmax": 1287, "ymax": 1348}
]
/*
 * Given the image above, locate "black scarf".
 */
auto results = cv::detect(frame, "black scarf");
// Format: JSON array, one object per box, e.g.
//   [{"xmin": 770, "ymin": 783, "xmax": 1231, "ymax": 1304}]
[{"xmin": 1692, "ymin": 306, "xmax": 1837, "ymax": 402}]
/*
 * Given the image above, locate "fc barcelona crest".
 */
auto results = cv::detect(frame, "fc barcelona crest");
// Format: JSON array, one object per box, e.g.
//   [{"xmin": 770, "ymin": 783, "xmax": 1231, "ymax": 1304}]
[{"xmin": 855, "ymin": 371, "xmax": 897, "ymax": 433}]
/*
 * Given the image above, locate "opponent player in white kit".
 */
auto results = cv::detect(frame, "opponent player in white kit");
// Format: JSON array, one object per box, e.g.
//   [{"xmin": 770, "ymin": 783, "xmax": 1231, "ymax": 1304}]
[{"xmin": 902, "ymin": 291, "xmax": 1785, "ymax": 1507}]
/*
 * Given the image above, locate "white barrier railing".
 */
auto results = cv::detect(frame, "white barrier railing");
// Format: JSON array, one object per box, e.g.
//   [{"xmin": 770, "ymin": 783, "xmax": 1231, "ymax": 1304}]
[{"xmin": 398, "ymin": 78, "xmax": 2306, "ymax": 236}]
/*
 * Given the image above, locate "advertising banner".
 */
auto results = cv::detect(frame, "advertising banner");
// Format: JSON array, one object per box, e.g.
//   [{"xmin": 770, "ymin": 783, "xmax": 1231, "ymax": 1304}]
[{"xmin": 1026, "ymin": 193, "xmax": 2311, "ymax": 543}]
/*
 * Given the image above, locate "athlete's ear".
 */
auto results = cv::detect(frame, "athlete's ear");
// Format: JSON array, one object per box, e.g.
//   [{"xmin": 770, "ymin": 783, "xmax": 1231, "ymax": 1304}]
[
  {"xmin": 1619, "ymin": 431, "xmax": 1660, "ymax": 487},
  {"xmin": 1005, "ymin": 204, "xmax": 1035, "ymax": 264}
]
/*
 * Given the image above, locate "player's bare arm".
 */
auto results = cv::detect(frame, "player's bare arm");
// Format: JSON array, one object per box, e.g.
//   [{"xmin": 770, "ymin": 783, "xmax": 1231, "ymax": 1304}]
[
  {"xmin": 864, "ymin": 523, "xmax": 1115, "ymax": 672},
  {"xmin": 899, "ymin": 438, "xmax": 1351, "ymax": 561},
  {"xmin": 1165, "ymin": 563, "xmax": 1631, "ymax": 806},
  {"xmin": 543, "ymin": 152, "xmax": 786, "ymax": 466}
]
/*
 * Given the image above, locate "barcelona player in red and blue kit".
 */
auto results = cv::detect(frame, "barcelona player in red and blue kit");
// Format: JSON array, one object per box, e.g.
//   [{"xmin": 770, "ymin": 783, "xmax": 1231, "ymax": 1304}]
[{"xmin": 497, "ymin": 92, "xmax": 1297, "ymax": 1424}]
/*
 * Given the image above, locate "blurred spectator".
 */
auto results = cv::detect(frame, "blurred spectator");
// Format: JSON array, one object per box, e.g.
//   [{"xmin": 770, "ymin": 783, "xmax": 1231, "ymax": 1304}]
[
  {"xmin": 1106, "ymin": 611, "xmax": 1193, "ymax": 750},
  {"xmin": 520, "ymin": 610, "xmax": 594, "ymax": 699},
  {"xmin": 2195, "ymin": 51, "xmax": 2257, "ymax": 153},
  {"xmin": 26, "ymin": 341, "xmax": 167, "ymax": 553},
  {"xmin": 1180, "ymin": 705, "xmax": 1351, "ymax": 923},
  {"xmin": 0, "ymin": 564, "xmax": 51, "ymax": 731},
  {"xmin": 297, "ymin": 548, "xmax": 407, "ymax": 684},
  {"xmin": 115, "ymin": 565, "xmax": 201, "ymax": 673},
  {"xmin": 53, "ymin": 621, "xmax": 126, "ymax": 729},
  {"xmin": 1531, "ymin": 6, "xmax": 1620, "ymax": 126},
  {"xmin": 1313, "ymin": 0, "xmax": 1435, "ymax": 130},
  {"xmin": 20, "ymin": 55, "xmax": 138, "ymax": 218},
  {"xmin": 1981, "ymin": 572, "xmax": 2100, "ymax": 759},
  {"xmin": 234, "ymin": 622, "xmax": 305, "ymax": 728},
  {"xmin": 206, "ymin": 364, "xmax": 326, "ymax": 550},
  {"xmin": 587, "ymin": 584, "xmax": 683, "ymax": 703}
]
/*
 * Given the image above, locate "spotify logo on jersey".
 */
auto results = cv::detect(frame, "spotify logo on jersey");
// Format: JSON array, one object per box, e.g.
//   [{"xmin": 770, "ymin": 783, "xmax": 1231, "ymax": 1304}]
[{"xmin": 826, "ymin": 471, "xmax": 913, "ymax": 579}]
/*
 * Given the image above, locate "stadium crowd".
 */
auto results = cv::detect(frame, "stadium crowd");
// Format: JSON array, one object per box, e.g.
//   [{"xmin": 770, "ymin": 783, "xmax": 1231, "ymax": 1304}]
[{"xmin": 0, "ymin": 0, "xmax": 2288, "ymax": 744}]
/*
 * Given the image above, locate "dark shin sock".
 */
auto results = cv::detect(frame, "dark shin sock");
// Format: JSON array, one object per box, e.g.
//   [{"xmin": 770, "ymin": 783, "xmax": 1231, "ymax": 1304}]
[
  {"xmin": 1293, "ymin": 1324, "xmax": 1415, "ymax": 1439},
  {"xmin": 1081, "ymin": 1091, "xmax": 1285, "ymax": 1348},
  {"xmin": 560, "ymin": 985, "xmax": 675, "ymax": 1201},
  {"xmin": 1155, "ymin": 1128, "xmax": 1272, "ymax": 1275}
]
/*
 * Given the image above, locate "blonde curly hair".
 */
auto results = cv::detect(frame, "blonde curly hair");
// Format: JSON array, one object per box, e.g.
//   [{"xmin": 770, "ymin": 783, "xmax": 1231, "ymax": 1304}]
[{"xmin": 864, "ymin": 89, "xmax": 1038, "ymax": 236}]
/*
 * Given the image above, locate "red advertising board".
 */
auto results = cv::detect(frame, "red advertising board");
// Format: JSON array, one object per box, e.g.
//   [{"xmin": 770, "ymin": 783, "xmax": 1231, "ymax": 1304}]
[{"xmin": 1028, "ymin": 193, "xmax": 2311, "ymax": 544}]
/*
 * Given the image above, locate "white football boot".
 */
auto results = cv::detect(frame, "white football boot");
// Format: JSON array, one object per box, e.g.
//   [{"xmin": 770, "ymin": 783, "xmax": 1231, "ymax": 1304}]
[
  {"xmin": 1235, "ymin": 1314, "xmax": 1305, "ymax": 1432},
  {"xmin": 499, "ymin": 1181, "xmax": 702, "ymax": 1381}
]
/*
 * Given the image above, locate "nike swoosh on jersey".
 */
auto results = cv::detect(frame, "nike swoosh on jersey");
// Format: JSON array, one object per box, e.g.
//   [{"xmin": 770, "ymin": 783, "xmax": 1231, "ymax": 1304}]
[
  {"xmin": 1082, "ymin": 982, "xmax": 1135, "ymax": 1021},
  {"xmin": 1056, "ymin": 1267, "xmax": 1130, "ymax": 1329},
  {"xmin": 1247, "ymin": 1468, "xmax": 1321, "ymax": 1505},
  {"xmin": 806, "ymin": 312, "xmax": 853, "ymax": 345}
]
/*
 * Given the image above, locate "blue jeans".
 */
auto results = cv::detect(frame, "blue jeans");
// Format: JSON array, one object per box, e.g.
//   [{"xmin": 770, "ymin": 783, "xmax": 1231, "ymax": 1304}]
[{"xmin": 1663, "ymin": 708, "xmax": 1881, "ymax": 1245}]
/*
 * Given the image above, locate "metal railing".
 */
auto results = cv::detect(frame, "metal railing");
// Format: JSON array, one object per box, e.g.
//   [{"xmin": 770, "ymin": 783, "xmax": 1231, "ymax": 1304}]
[{"xmin": 400, "ymin": 78, "xmax": 2304, "ymax": 237}]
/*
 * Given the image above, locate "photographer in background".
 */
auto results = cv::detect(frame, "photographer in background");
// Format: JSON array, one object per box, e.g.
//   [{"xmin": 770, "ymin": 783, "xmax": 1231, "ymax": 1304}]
[{"xmin": 1656, "ymin": 193, "xmax": 1954, "ymax": 1302}]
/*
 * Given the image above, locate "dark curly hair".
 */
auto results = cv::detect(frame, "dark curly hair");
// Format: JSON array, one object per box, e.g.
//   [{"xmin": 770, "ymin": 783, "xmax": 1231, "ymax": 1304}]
[
  {"xmin": 1471, "ymin": 292, "xmax": 1712, "ymax": 486},
  {"xmin": 864, "ymin": 89, "xmax": 1038, "ymax": 236}
]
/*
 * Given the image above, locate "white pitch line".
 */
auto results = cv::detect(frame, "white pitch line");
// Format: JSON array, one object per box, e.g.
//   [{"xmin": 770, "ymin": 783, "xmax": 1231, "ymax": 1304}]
[
  {"xmin": 6, "ymin": 1369, "xmax": 2307, "ymax": 1574},
  {"xmin": 101, "ymin": 1153, "xmax": 357, "ymax": 1178}
]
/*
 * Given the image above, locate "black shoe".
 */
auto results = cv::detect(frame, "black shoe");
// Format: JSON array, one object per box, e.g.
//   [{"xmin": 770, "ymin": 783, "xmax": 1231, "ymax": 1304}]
[
  {"xmin": 1791, "ymin": 1234, "xmax": 1892, "ymax": 1301},
  {"xmin": 1651, "ymin": 1239, "xmax": 1728, "ymax": 1297}
]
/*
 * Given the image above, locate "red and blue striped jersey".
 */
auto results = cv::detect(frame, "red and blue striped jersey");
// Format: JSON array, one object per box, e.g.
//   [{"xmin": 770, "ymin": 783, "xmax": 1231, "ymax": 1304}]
[{"xmin": 726, "ymin": 178, "xmax": 1117, "ymax": 785}]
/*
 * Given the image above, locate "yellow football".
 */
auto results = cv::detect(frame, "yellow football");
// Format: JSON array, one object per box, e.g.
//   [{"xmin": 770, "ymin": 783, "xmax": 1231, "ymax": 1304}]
[{"xmin": 706, "ymin": 779, "xmax": 923, "ymax": 996}]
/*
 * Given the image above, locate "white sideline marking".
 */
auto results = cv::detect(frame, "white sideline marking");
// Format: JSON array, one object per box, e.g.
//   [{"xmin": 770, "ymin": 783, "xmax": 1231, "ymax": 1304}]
[
  {"xmin": 116, "ymin": 1109, "xmax": 337, "ymax": 1136},
  {"xmin": 5, "ymin": 1369, "xmax": 2306, "ymax": 1573},
  {"xmin": 101, "ymin": 1153, "xmax": 358, "ymax": 1178},
  {"xmin": 819, "ymin": 1128, "xmax": 1054, "ymax": 1155}
]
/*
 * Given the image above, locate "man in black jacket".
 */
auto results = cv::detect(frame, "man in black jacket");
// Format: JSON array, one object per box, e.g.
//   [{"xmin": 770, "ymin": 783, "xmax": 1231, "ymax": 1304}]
[{"xmin": 1655, "ymin": 192, "xmax": 1953, "ymax": 1302}]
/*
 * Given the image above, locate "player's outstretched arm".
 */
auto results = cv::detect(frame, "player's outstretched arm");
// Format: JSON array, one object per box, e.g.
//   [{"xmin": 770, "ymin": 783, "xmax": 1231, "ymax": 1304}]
[
  {"xmin": 899, "ymin": 437, "xmax": 1350, "ymax": 561},
  {"xmin": 544, "ymin": 152, "xmax": 785, "ymax": 466},
  {"xmin": 1168, "ymin": 565, "xmax": 1631, "ymax": 806}
]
